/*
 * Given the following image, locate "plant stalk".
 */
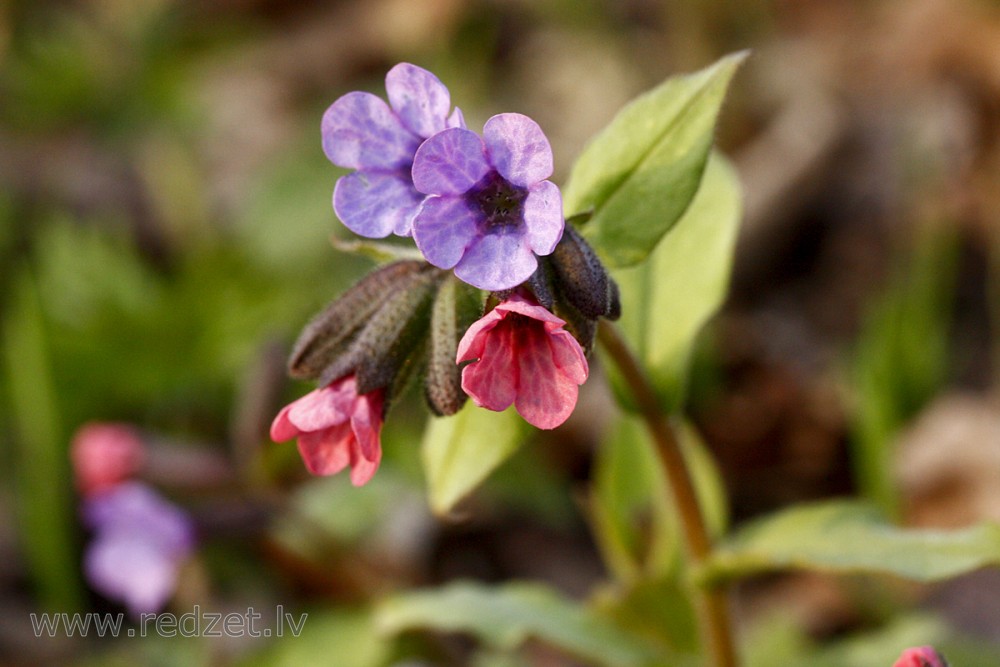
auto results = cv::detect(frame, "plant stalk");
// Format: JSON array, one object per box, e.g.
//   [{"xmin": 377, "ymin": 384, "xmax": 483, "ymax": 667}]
[{"xmin": 597, "ymin": 320, "xmax": 738, "ymax": 667}]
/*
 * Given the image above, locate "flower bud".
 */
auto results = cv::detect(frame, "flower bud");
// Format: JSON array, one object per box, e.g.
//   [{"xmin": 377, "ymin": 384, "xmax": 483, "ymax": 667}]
[
  {"xmin": 548, "ymin": 224, "xmax": 620, "ymax": 321},
  {"xmin": 425, "ymin": 275, "xmax": 482, "ymax": 415}
]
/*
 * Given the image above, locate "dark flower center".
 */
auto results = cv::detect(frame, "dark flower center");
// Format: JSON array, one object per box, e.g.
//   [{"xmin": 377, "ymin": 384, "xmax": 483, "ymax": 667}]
[{"xmin": 469, "ymin": 171, "xmax": 526, "ymax": 229}]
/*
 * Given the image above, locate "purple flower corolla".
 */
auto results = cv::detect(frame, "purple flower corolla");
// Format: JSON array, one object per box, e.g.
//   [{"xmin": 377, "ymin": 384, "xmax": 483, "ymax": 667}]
[
  {"xmin": 411, "ymin": 113, "xmax": 564, "ymax": 291},
  {"xmin": 322, "ymin": 63, "xmax": 464, "ymax": 238},
  {"xmin": 82, "ymin": 482, "xmax": 195, "ymax": 617}
]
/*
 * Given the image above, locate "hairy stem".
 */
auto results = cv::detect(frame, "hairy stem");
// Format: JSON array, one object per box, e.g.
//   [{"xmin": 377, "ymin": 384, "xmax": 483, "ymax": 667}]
[{"xmin": 597, "ymin": 320, "xmax": 738, "ymax": 667}]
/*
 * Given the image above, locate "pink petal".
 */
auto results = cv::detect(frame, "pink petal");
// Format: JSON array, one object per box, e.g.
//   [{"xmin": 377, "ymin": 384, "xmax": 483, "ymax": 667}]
[
  {"xmin": 493, "ymin": 293, "xmax": 566, "ymax": 327},
  {"xmin": 461, "ymin": 321, "xmax": 518, "ymax": 411},
  {"xmin": 483, "ymin": 113, "xmax": 553, "ymax": 187},
  {"xmin": 297, "ymin": 425, "xmax": 353, "ymax": 476},
  {"xmin": 349, "ymin": 391, "xmax": 384, "ymax": 462},
  {"xmin": 285, "ymin": 380, "xmax": 356, "ymax": 433},
  {"xmin": 513, "ymin": 325, "xmax": 581, "ymax": 429},
  {"xmin": 456, "ymin": 307, "xmax": 506, "ymax": 363},
  {"xmin": 270, "ymin": 404, "xmax": 301, "ymax": 442},
  {"xmin": 386, "ymin": 63, "xmax": 452, "ymax": 139},
  {"xmin": 348, "ymin": 441, "xmax": 381, "ymax": 486},
  {"xmin": 549, "ymin": 329, "xmax": 589, "ymax": 384}
]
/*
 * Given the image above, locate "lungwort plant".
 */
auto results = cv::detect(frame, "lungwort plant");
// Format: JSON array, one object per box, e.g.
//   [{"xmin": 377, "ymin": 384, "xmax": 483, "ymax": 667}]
[{"xmin": 267, "ymin": 55, "xmax": 998, "ymax": 667}]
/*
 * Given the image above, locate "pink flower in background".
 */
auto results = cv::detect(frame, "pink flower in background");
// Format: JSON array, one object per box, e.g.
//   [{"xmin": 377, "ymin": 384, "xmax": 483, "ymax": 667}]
[
  {"xmin": 270, "ymin": 375, "xmax": 384, "ymax": 486},
  {"xmin": 893, "ymin": 646, "xmax": 949, "ymax": 667},
  {"xmin": 457, "ymin": 294, "xmax": 588, "ymax": 429},
  {"xmin": 71, "ymin": 422, "xmax": 145, "ymax": 496},
  {"xmin": 83, "ymin": 482, "xmax": 195, "ymax": 617}
]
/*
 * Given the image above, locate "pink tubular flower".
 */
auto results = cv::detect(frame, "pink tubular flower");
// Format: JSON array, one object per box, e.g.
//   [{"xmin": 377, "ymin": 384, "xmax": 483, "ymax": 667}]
[
  {"xmin": 457, "ymin": 294, "xmax": 588, "ymax": 430},
  {"xmin": 270, "ymin": 375, "xmax": 384, "ymax": 486},
  {"xmin": 893, "ymin": 646, "xmax": 948, "ymax": 667},
  {"xmin": 71, "ymin": 422, "xmax": 145, "ymax": 496}
]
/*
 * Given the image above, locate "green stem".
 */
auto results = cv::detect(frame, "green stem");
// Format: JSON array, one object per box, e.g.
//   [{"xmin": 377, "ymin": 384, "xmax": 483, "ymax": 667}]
[{"xmin": 597, "ymin": 320, "xmax": 738, "ymax": 667}]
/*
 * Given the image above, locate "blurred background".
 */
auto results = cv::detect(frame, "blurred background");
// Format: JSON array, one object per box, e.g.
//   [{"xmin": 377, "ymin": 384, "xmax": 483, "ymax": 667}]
[{"xmin": 1, "ymin": 0, "xmax": 999, "ymax": 664}]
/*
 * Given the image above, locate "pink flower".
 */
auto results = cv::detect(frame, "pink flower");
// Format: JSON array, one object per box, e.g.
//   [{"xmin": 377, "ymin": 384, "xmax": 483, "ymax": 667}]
[
  {"xmin": 71, "ymin": 422, "xmax": 145, "ymax": 496},
  {"xmin": 270, "ymin": 375, "xmax": 384, "ymax": 486},
  {"xmin": 457, "ymin": 294, "xmax": 588, "ymax": 430},
  {"xmin": 893, "ymin": 646, "xmax": 948, "ymax": 667}
]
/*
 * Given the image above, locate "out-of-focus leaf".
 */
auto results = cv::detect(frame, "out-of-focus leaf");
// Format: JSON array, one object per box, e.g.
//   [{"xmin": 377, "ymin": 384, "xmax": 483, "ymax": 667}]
[
  {"xmin": 330, "ymin": 236, "xmax": 425, "ymax": 263},
  {"xmin": 591, "ymin": 578, "xmax": 700, "ymax": 663},
  {"xmin": 376, "ymin": 581, "xmax": 657, "ymax": 667},
  {"xmin": 241, "ymin": 608, "xmax": 388, "ymax": 667},
  {"xmin": 699, "ymin": 500, "xmax": 1000, "ymax": 586},
  {"xmin": 2, "ymin": 268, "xmax": 82, "ymax": 611},
  {"xmin": 605, "ymin": 153, "xmax": 742, "ymax": 412},
  {"xmin": 563, "ymin": 52, "xmax": 746, "ymax": 268},
  {"xmin": 421, "ymin": 402, "xmax": 528, "ymax": 515},
  {"xmin": 850, "ymin": 224, "xmax": 957, "ymax": 517},
  {"xmin": 590, "ymin": 415, "xmax": 728, "ymax": 582}
]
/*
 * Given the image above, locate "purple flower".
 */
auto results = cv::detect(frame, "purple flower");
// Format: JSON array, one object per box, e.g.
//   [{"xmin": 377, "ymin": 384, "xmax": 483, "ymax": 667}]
[
  {"xmin": 82, "ymin": 482, "xmax": 195, "ymax": 617},
  {"xmin": 322, "ymin": 63, "xmax": 464, "ymax": 238},
  {"xmin": 411, "ymin": 113, "xmax": 564, "ymax": 291}
]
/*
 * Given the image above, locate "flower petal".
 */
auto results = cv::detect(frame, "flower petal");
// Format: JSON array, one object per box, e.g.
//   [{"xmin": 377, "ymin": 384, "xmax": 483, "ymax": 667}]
[
  {"xmin": 297, "ymin": 425, "xmax": 352, "ymax": 476},
  {"xmin": 386, "ymin": 63, "xmax": 452, "ymax": 139},
  {"xmin": 348, "ymin": 442, "xmax": 381, "ymax": 486},
  {"xmin": 523, "ymin": 180, "xmax": 564, "ymax": 255},
  {"xmin": 322, "ymin": 92, "xmax": 419, "ymax": 170},
  {"xmin": 514, "ymin": 326, "xmax": 581, "ymax": 429},
  {"xmin": 85, "ymin": 532, "xmax": 179, "ymax": 616},
  {"xmin": 334, "ymin": 171, "xmax": 424, "ymax": 238},
  {"xmin": 483, "ymin": 113, "xmax": 553, "ymax": 187},
  {"xmin": 412, "ymin": 196, "xmax": 480, "ymax": 269},
  {"xmin": 455, "ymin": 229, "xmax": 537, "ymax": 291},
  {"xmin": 412, "ymin": 128, "xmax": 490, "ymax": 196},
  {"xmin": 284, "ymin": 380, "xmax": 356, "ymax": 433},
  {"xmin": 549, "ymin": 329, "xmax": 590, "ymax": 384},
  {"xmin": 493, "ymin": 293, "xmax": 566, "ymax": 326},
  {"xmin": 461, "ymin": 321, "xmax": 518, "ymax": 411},
  {"xmin": 456, "ymin": 306, "xmax": 505, "ymax": 363},
  {"xmin": 448, "ymin": 107, "xmax": 466, "ymax": 129},
  {"xmin": 349, "ymin": 391, "xmax": 384, "ymax": 462}
]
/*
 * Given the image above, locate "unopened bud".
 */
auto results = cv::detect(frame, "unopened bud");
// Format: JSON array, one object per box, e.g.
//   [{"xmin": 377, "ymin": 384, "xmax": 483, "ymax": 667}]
[
  {"xmin": 549, "ymin": 225, "xmax": 620, "ymax": 320},
  {"xmin": 425, "ymin": 276, "xmax": 482, "ymax": 415}
]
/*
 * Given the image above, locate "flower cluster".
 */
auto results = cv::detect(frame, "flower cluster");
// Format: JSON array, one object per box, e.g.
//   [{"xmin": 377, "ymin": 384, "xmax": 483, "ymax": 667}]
[
  {"xmin": 71, "ymin": 423, "xmax": 195, "ymax": 616},
  {"xmin": 272, "ymin": 64, "xmax": 620, "ymax": 486}
]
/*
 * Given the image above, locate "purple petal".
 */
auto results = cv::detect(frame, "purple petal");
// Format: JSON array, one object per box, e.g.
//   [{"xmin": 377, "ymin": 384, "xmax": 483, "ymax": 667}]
[
  {"xmin": 321, "ymin": 92, "xmax": 420, "ymax": 170},
  {"xmin": 522, "ymin": 180, "xmax": 563, "ymax": 255},
  {"xmin": 455, "ymin": 228, "xmax": 537, "ymax": 291},
  {"xmin": 85, "ymin": 532, "xmax": 181, "ymax": 616},
  {"xmin": 412, "ymin": 196, "xmax": 481, "ymax": 269},
  {"xmin": 386, "ymin": 63, "xmax": 452, "ymax": 139},
  {"xmin": 448, "ymin": 107, "xmax": 466, "ymax": 129},
  {"xmin": 412, "ymin": 128, "xmax": 490, "ymax": 196},
  {"xmin": 483, "ymin": 113, "xmax": 553, "ymax": 187},
  {"xmin": 334, "ymin": 171, "xmax": 424, "ymax": 238}
]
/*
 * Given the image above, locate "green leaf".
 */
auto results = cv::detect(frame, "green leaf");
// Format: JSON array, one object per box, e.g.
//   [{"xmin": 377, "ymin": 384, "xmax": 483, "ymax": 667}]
[
  {"xmin": 421, "ymin": 402, "xmax": 528, "ymax": 515},
  {"xmin": 241, "ymin": 608, "xmax": 389, "ymax": 667},
  {"xmin": 2, "ymin": 268, "xmax": 83, "ymax": 612},
  {"xmin": 606, "ymin": 152, "xmax": 742, "ymax": 412},
  {"xmin": 590, "ymin": 415, "xmax": 728, "ymax": 582},
  {"xmin": 563, "ymin": 51, "xmax": 746, "ymax": 268},
  {"xmin": 699, "ymin": 500, "xmax": 1000, "ymax": 587},
  {"xmin": 376, "ymin": 581, "xmax": 657, "ymax": 666}
]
